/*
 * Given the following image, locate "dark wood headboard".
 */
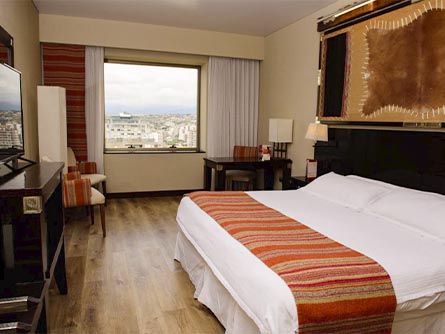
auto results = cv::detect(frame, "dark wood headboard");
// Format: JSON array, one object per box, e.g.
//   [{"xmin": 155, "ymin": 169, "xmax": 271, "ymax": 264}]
[{"xmin": 314, "ymin": 128, "xmax": 445, "ymax": 195}]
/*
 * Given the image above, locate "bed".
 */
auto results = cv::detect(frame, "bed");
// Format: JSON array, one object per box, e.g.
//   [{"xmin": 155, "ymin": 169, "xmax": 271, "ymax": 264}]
[{"xmin": 175, "ymin": 172, "xmax": 445, "ymax": 333}]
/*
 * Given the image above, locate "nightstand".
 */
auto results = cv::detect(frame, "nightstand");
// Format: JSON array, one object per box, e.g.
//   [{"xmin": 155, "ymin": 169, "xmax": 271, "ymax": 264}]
[{"xmin": 289, "ymin": 176, "xmax": 313, "ymax": 189}]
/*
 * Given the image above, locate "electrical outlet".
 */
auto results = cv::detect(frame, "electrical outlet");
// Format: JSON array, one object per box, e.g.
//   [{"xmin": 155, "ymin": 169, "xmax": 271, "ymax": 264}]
[{"xmin": 23, "ymin": 196, "xmax": 43, "ymax": 214}]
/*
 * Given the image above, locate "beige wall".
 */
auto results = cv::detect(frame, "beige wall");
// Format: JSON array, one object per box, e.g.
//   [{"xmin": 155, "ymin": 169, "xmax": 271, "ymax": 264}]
[
  {"xmin": 0, "ymin": 0, "xmax": 40, "ymax": 160},
  {"xmin": 37, "ymin": 2, "xmax": 362, "ymax": 191},
  {"xmin": 104, "ymin": 153, "xmax": 206, "ymax": 193},
  {"xmin": 259, "ymin": 0, "xmax": 351, "ymax": 177},
  {"xmin": 39, "ymin": 14, "xmax": 264, "ymax": 60},
  {"xmin": 38, "ymin": 14, "xmax": 264, "ymax": 193}
]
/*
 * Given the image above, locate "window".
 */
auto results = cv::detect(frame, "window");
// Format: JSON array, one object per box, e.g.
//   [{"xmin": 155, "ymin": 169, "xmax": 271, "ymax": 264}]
[{"xmin": 104, "ymin": 61, "xmax": 200, "ymax": 151}]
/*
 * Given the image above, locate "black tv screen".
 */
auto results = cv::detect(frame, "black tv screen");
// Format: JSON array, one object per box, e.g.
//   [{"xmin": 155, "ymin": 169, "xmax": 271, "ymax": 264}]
[{"xmin": 0, "ymin": 62, "xmax": 23, "ymax": 163}]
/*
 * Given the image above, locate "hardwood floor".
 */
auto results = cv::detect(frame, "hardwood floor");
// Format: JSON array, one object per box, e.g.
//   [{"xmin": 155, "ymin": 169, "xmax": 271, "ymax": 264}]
[{"xmin": 49, "ymin": 197, "xmax": 225, "ymax": 334}]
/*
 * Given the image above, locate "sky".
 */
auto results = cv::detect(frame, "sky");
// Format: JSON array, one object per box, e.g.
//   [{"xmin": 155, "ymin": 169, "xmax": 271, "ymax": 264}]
[
  {"xmin": 104, "ymin": 62, "xmax": 198, "ymax": 115},
  {"xmin": 0, "ymin": 64, "xmax": 21, "ymax": 112}
]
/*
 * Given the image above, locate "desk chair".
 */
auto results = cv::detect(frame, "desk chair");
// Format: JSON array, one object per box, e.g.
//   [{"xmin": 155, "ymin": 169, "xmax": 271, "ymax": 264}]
[
  {"xmin": 226, "ymin": 146, "xmax": 258, "ymax": 191},
  {"xmin": 67, "ymin": 147, "xmax": 107, "ymax": 200},
  {"xmin": 63, "ymin": 171, "xmax": 106, "ymax": 237}
]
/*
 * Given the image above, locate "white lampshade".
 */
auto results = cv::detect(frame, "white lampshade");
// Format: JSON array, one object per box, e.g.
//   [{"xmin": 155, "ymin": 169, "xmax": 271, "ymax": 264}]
[
  {"xmin": 269, "ymin": 119, "xmax": 293, "ymax": 143},
  {"xmin": 305, "ymin": 123, "xmax": 328, "ymax": 142}
]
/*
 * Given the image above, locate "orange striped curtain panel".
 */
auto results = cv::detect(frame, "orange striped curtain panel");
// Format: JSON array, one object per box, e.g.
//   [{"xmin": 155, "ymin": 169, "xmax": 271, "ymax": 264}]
[{"xmin": 41, "ymin": 43, "xmax": 87, "ymax": 161}]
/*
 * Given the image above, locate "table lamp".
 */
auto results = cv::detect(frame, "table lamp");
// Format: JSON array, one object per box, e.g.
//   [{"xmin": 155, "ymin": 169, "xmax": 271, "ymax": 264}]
[
  {"xmin": 305, "ymin": 122, "xmax": 328, "ymax": 144},
  {"xmin": 269, "ymin": 119, "xmax": 293, "ymax": 158},
  {"xmin": 304, "ymin": 122, "xmax": 328, "ymax": 180}
]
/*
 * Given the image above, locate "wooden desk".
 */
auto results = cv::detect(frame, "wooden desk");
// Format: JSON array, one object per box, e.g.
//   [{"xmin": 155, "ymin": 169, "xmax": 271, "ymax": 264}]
[
  {"xmin": 0, "ymin": 162, "xmax": 67, "ymax": 333},
  {"xmin": 203, "ymin": 157, "xmax": 292, "ymax": 191}
]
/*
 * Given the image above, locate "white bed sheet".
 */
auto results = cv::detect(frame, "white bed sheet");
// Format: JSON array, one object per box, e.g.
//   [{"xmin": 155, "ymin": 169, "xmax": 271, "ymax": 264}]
[
  {"xmin": 175, "ymin": 230, "xmax": 259, "ymax": 334},
  {"xmin": 175, "ymin": 229, "xmax": 445, "ymax": 334},
  {"xmin": 176, "ymin": 189, "xmax": 445, "ymax": 334}
]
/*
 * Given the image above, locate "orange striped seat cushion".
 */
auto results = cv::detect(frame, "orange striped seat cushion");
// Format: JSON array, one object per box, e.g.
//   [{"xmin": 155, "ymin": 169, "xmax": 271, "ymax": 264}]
[
  {"xmin": 63, "ymin": 178, "xmax": 92, "ymax": 208},
  {"xmin": 188, "ymin": 191, "xmax": 396, "ymax": 334}
]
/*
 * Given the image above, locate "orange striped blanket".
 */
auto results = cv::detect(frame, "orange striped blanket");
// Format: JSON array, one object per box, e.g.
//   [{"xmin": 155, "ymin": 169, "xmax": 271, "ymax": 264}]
[{"xmin": 188, "ymin": 191, "xmax": 396, "ymax": 334}]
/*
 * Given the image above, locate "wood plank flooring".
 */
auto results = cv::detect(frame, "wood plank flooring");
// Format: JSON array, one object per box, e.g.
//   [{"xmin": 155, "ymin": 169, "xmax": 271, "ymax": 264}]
[{"xmin": 49, "ymin": 197, "xmax": 225, "ymax": 334}]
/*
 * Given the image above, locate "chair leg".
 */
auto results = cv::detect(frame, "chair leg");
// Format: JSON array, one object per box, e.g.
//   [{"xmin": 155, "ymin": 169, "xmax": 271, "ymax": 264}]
[
  {"xmin": 102, "ymin": 181, "xmax": 107, "ymax": 206},
  {"xmin": 250, "ymin": 177, "xmax": 256, "ymax": 191},
  {"xmin": 63, "ymin": 208, "xmax": 69, "ymax": 224},
  {"xmin": 89, "ymin": 205, "xmax": 94, "ymax": 225},
  {"xmin": 100, "ymin": 204, "xmax": 106, "ymax": 237}
]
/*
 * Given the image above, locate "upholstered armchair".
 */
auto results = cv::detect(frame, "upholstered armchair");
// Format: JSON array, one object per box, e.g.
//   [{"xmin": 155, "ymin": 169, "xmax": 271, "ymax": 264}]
[
  {"xmin": 226, "ymin": 145, "xmax": 259, "ymax": 190},
  {"xmin": 63, "ymin": 171, "xmax": 106, "ymax": 237},
  {"xmin": 67, "ymin": 147, "xmax": 107, "ymax": 199}
]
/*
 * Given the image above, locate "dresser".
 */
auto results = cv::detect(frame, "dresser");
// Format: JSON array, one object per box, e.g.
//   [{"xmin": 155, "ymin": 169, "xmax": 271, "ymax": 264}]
[{"xmin": 0, "ymin": 162, "xmax": 67, "ymax": 333}]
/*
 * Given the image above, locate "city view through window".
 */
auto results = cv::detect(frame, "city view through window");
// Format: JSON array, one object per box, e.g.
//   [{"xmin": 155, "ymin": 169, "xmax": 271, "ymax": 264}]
[
  {"xmin": 104, "ymin": 62, "xmax": 199, "ymax": 150},
  {"xmin": 0, "ymin": 64, "xmax": 23, "ymax": 151}
]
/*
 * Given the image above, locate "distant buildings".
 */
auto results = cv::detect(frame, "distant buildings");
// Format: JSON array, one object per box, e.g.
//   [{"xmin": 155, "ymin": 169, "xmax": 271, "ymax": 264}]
[
  {"xmin": 0, "ymin": 111, "xmax": 23, "ymax": 149},
  {"xmin": 105, "ymin": 113, "xmax": 197, "ymax": 149}
]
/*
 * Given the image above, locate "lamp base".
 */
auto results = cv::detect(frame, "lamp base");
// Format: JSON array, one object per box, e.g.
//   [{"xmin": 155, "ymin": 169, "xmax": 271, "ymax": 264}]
[{"xmin": 272, "ymin": 143, "xmax": 288, "ymax": 159}]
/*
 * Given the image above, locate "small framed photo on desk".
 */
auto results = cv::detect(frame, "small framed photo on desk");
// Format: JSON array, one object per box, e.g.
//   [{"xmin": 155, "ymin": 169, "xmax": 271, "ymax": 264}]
[{"xmin": 306, "ymin": 159, "xmax": 317, "ymax": 181}]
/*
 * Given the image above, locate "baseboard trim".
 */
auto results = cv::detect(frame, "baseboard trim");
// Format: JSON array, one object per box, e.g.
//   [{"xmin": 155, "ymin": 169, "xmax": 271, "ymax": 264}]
[{"xmin": 107, "ymin": 189, "xmax": 204, "ymax": 199}]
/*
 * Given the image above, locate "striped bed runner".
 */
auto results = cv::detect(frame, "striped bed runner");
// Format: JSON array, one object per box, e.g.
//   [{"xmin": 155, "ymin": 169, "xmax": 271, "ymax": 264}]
[{"xmin": 188, "ymin": 191, "xmax": 396, "ymax": 334}]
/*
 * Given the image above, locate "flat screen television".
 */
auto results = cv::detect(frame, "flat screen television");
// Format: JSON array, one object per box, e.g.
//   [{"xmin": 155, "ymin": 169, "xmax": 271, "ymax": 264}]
[{"xmin": 0, "ymin": 62, "xmax": 24, "ymax": 164}]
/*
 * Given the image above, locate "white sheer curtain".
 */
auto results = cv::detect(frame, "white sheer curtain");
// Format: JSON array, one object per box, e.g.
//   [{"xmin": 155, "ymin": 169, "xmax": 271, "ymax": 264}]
[
  {"xmin": 207, "ymin": 56, "xmax": 259, "ymax": 157},
  {"xmin": 85, "ymin": 46, "xmax": 105, "ymax": 173}
]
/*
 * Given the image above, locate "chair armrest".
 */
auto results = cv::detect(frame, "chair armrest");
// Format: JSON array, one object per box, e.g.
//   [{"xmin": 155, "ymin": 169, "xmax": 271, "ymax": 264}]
[
  {"xmin": 63, "ymin": 178, "xmax": 92, "ymax": 208},
  {"xmin": 78, "ymin": 161, "xmax": 97, "ymax": 174}
]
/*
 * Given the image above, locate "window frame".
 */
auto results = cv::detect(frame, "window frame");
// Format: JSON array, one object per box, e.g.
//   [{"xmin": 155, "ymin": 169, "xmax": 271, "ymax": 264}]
[{"xmin": 104, "ymin": 59, "xmax": 201, "ymax": 153}]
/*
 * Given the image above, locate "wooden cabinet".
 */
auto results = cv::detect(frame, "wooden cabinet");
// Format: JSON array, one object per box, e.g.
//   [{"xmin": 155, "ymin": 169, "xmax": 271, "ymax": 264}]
[
  {"xmin": 37, "ymin": 86, "xmax": 68, "ymax": 173},
  {"xmin": 289, "ymin": 176, "xmax": 313, "ymax": 189},
  {"xmin": 0, "ymin": 162, "xmax": 67, "ymax": 333}
]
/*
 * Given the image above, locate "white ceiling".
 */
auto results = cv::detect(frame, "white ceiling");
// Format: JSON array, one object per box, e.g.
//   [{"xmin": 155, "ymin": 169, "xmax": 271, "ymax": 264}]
[{"xmin": 33, "ymin": 0, "xmax": 338, "ymax": 36}]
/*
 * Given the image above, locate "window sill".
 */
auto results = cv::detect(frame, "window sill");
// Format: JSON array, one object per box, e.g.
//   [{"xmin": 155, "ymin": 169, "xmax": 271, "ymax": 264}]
[{"xmin": 104, "ymin": 150, "xmax": 206, "ymax": 155}]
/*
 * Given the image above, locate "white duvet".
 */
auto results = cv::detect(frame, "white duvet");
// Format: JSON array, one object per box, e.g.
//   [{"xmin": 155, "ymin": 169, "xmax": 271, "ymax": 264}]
[{"xmin": 176, "ymin": 173, "xmax": 445, "ymax": 334}]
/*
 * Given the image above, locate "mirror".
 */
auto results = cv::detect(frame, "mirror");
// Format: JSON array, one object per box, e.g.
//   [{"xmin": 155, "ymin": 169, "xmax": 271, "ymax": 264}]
[{"xmin": 0, "ymin": 25, "xmax": 13, "ymax": 66}]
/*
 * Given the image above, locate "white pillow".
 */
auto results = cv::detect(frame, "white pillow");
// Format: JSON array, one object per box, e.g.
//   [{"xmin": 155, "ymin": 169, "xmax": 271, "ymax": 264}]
[
  {"xmin": 365, "ymin": 188, "xmax": 445, "ymax": 242},
  {"xmin": 346, "ymin": 175, "xmax": 398, "ymax": 189},
  {"xmin": 302, "ymin": 172, "xmax": 391, "ymax": 211}
]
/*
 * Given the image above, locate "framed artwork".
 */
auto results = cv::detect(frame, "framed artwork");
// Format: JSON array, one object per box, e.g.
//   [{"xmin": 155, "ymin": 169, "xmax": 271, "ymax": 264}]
[
  {"xmin": 0, "ymin": 25, "xmax": 13, "ymax": 66},
  {"xmin": 319, "ymin": 0, "xmax": 445, "ymax": 124}
]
